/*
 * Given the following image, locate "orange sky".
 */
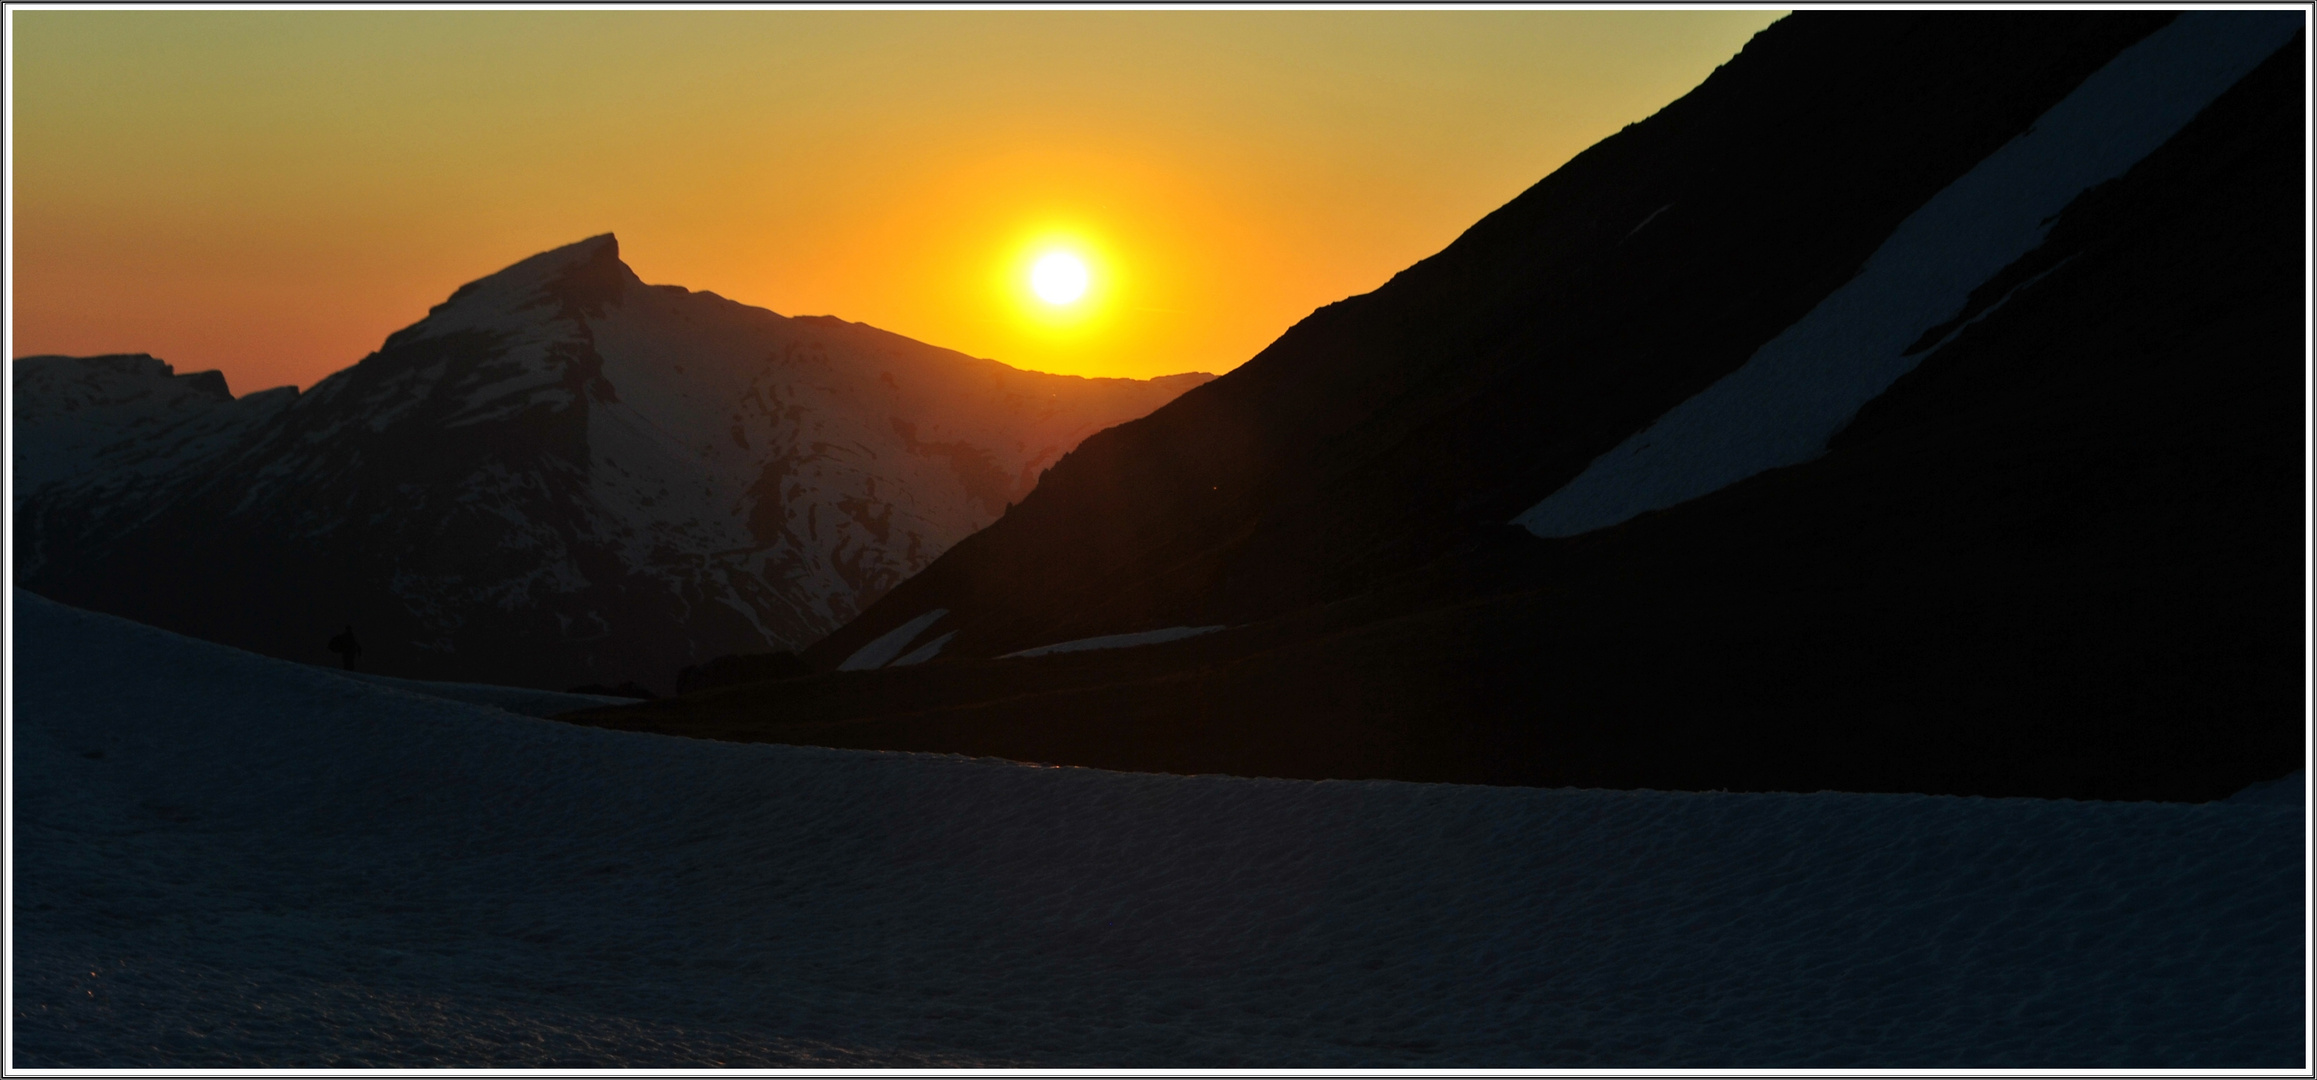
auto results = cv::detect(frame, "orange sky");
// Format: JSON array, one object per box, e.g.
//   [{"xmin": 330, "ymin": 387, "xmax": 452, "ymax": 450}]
[{"xmin": 10, "ymin": 9, "xmax": 1785, "ymax": 393}]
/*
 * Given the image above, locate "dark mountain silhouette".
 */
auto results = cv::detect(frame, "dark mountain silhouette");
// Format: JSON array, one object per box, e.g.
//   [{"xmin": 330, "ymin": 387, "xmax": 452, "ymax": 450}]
[
  {"xmin": 562, "ymin": 11, "xmax": 2306, "ymax": 801},
  {"xmin": 13, "ymin": 238, "xmax": 1210, "ymax": 692}
]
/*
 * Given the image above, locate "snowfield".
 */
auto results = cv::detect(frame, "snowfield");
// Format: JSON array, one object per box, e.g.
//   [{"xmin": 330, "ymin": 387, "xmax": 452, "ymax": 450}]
[{"xmin": 11, "ymin": 590, "xmax": 2305, "ymax": 1067}]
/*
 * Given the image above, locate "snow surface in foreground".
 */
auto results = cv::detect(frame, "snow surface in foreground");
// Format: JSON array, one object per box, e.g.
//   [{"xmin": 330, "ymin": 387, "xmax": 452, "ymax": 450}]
[
  {"xmin": 1517, "ymin": 11, "xmax": 2304, "ymax": 538},
  {"xmin": 11, "ymin": 590, "xmax": 2305, "ymax": 1067}
]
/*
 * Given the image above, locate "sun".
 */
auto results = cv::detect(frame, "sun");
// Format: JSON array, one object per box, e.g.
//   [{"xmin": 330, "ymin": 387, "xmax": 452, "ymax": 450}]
[
  {"xmin": 1030, "ymin": 252, "xmax": 1089, "ymax": 305},
  {"xmin": 999, "ymin": 230, "xmax": 1111, "ymax": 336}
]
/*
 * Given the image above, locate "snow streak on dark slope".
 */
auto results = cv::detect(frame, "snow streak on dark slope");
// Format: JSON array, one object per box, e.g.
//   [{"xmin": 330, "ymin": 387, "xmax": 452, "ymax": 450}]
[
  {"xmin": 14, "ymin": 592, "xmax": 2304, "ymax": 1067},
  {"xmin": 1517, "ymin": 11, "xmax": 2303, "ymax": 537},
  {"xmin": 808, "ymin": 12, "xmax": 2186, "ymax": 666},
  {"xmin": 611, "ymin": 12, "xmax": 2306, "ymax": 802},
  {"xmin": 12, "ymin": 237, "xmax": 1209, "ymax": 692}
]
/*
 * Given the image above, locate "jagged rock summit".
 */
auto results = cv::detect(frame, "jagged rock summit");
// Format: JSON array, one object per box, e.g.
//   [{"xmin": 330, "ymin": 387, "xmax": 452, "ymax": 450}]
[{"xmin": 13, "ymin": 235, "xmax": 1212, "ymax": 691}]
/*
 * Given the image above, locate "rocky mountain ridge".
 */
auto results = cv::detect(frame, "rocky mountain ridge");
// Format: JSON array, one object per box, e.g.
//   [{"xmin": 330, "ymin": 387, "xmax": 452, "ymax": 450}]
[{"xmin": 14, "ymin": 236, "xmax": 1210, "ymax": 691}]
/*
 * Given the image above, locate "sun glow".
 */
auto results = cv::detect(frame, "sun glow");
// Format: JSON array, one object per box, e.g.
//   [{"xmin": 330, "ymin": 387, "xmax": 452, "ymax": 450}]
[
  {"xmin": 1030, "ymin": 252, "xmax": 1088, "ymax": 304},
  {"xmin": 1000, "ymin": 228, "xmax": 1115, "ymax": 342}
]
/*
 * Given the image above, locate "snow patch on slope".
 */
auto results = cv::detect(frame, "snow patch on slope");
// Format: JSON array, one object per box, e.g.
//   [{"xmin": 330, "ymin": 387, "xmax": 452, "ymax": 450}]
[
  {"xmin": 837, "ymin": 608, "xmax": 948, "ymax": 670},
  {"xmin": 1517, "ymin": 12, "xmax": 2304, "ymax": 538},
  {"xmin": 1002, "ymin": 625, "xmax": 1228, "ymax": 659},
  {"xmin": 889, "ymin": 631, "xmax": 957, "ymax": 667}
]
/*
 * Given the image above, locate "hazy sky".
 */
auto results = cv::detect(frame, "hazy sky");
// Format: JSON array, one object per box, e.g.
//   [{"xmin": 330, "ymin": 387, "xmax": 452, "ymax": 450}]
[{"xmin": 11, "ymin": 9, "xmax": 1785, "ymax": 392}]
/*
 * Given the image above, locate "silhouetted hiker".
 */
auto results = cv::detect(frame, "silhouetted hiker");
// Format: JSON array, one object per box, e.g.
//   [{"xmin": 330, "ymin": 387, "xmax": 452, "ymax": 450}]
[{"xmin": 328, "ymin": 626, "xmax": 363, "ymax": 671}]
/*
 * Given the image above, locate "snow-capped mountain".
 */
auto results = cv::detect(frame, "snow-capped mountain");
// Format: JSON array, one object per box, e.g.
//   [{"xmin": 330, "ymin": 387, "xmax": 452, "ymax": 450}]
[
  {"xmin": 659, "ymin": 11, "xmax": 2304, "ymax": 801},
  {"xmin": 12, "ymin": 236, "xmax": 1210, "ymax": 691}
]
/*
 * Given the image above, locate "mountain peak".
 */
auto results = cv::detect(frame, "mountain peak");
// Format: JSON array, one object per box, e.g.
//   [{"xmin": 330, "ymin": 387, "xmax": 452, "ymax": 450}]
[
  {"xmin": 527, "ymin": 232, "xmax": 620, "ymax": 271},
  {"xmin": 413, "ymin": 233, "xmax": 634, "ymax": 332},
  {"xmin": 483, "ymin": 232, "xmax": 625, "ymax": 291},
  {"xmin": 17, "ymin": 223, "xmax": 1217, "ymax": 692}
]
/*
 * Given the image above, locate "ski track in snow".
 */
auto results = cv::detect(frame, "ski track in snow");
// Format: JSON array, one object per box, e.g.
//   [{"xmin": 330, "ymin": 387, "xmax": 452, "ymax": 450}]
[
  {"xmin": 12, "ymin": 591, "xmax": 2304, "ymax": 1067},
  {"xmin": 1517, "ymin": 12, "xmax": 2305, "ymax": 538}
]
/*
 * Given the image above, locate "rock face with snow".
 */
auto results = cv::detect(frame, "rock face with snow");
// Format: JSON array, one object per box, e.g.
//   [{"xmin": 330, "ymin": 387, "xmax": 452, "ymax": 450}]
[
  {"xmin": 11, "ymin": 354, "xmax": 297, "ymax": 502},
  {"xmin": 12, "ymin": 237, "xmax": 1210, "ymax": 691},
  {"xmin": 621, "ymin": 12, "xmax": 2305, "ymax": 801}
]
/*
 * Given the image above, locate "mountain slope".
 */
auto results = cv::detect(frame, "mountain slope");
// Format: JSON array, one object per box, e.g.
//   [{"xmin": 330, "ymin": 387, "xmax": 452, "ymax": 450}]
[
  {"xmin": 13, "ymin": 237, "xmax": 1209, "ymax": 691},
  {"xmin": 805, "ymin": 11, "xmax": 2195, "ymax": 664},
  {"xmin": 578, "ymin": 11, "xmax": 2307, "ymax": 801}
]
